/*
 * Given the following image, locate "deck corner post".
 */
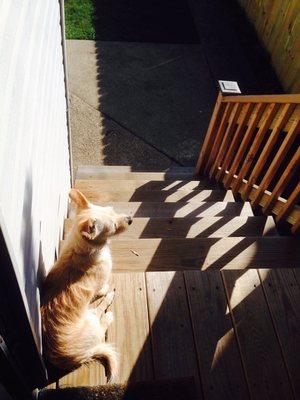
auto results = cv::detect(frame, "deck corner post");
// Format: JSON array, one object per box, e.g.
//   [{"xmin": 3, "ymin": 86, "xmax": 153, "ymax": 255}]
[
  {"xmin": 195, "ymin": 91, "xmax": 224, "ymax": 175},
  {"xmin": 196, "ymin": 81, "xmax": 241, "ymax": 176}
]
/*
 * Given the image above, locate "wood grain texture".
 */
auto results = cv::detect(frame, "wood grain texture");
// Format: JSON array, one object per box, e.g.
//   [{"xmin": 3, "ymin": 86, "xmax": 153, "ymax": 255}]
[
  {"xmin": 262, "ymin": 146, "xmax": 300, "ymax": 214},
  {"xmin": 222, "ymin": 270, "xmax": 294, "ymax": 399},
  {"xmin": 231, "ymin": 103, "xmax": 279, "ymax": 195},
  {"xmin": 75, "ymin": 179, "xmax": 219, "ymax": 192},
  {"xmin": 251, "ymin": 118, "xmax": 300, "ymax": 208},
  {"xmin": 204, "ymin": 102, "xmax": 234, "ymax": 175},
  {"xmin": 240, "ymin": 103, "xmax": 295, "ymax": 201},
  {"xmin": 185, "ymin": 271, "xmax": 249, "ymax": 400},
  {"xmin": 216, "ymin": 103, "xmax": 254, "ymax": 182},
  {"xmin": 78, "ymin": 189, "xmax": 234, "ymax": 203},
  {"xmin": 258, "ymin": 269, "xmax": 300, "ymax": 398},
  {"xmin": 221, "ymin": 171, "xmax": 300, "ymax": 225},
  {"xmin": 291, "ymin": 218, "xmax": 300, "ymax": 235},
  {"xmin": 234, "ymin": 103, "xmax": 300, "ymax": 133},
  {"xmin": 145, "ymin": 272, "xmax": 202, "ymax": 396},
  {"xmin": 76, "ymin": 171, "xmax": 197, "ymax": 181},
  {"xmin": 276, "ymin": 183, "xmax": 300, "ymax": 223},
  {"xmin": 90, "ymin": 201, "xmax": 254, "ymax": 218},
  {"xmin": 107, "ymin": 273, "xmax": 154, "ymax": 384},
  {"xmin": 59, "ymin": 363, "xmax": 106, "ymax": 388},
  {"xmin": 59, "ymin": 237, "xmax": 300, "ymax": 271},
  {"xmin": 209, "ymin": 103, "xmax": 242, "ymax": 179},
  {"xmin": 64, "ymin": 216, "xmax": 277, "ymax": 239},
  {"xmin": 222, "ymin": 94, "xmax": 300, "ymax": 104},
  {"xmin": 237, "ymin": 1, "xmax": 300, "ymax": 93},
  {"xmin": 108, "ymin": 237, "xmax": 300, "ymax": 271},
  {"xmin": 223, "ymin": 103, "xmax": 265, "ymax": 188}
]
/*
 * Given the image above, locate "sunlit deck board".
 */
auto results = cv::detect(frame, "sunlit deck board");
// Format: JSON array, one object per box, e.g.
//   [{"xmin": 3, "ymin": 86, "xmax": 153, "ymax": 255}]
[
  {"xmin": 109, "ymin": 237, "xmax": 300, "ymax": 271},
  {"xmin": 76, "ymin": 171, "xmax": 198, "ymax": 181},
  {"xmin": 221, "ymin": 270, "xmax": 294, "ymax": 399},
  {"xmin": 46, "ymin": 382, "xmax": 57, "ymax": 389},
  {"xmin": 184, "ymin": 271, "xmax": 249, "ymax": 400},
  {"xmin": 79, "ymin": 189, "xmax": 234, "ymax": 203},
  {"xmin": 258, "ymin": 269, "xmax": 300, "ymax": 398},
  {"xmin": 58, "ymin": 362, "xmax": 106, "ymax": 388},
  {"xmin": 107, "ymin": 273, "xmax": 154, "ymax": 384},
  {"xmin": 145, "ymin": 272, "xmax": 202, "ymax": 397},
  {"xmin": 75, "ymin": 179, "xmax": 219, "ymax": 191},
  {"xmin": 64, "ymin": 216, "xmax": 277, "ymax": 238},
  {"xmin": 84, "ymin": 201, "xmax": 253, "ymax": 217}
]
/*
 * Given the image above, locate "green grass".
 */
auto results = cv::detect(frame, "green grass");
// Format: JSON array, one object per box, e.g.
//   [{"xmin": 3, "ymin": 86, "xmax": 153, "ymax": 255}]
[{"xmin": 65, "ymin": 0, "xmax": 95, "ymax": 39}]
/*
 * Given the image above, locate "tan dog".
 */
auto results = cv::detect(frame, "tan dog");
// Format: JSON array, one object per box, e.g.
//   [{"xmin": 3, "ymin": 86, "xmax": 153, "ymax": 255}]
[{"xmin": 41, "ymin": 189, "xmax": 132, "ymax": 381}]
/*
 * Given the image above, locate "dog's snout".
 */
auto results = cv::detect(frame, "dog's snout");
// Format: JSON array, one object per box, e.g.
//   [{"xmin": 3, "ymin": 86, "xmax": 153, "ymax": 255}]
[{"xmin": 126, "ymin": 216, "xmax": 133, "ymax": 225}]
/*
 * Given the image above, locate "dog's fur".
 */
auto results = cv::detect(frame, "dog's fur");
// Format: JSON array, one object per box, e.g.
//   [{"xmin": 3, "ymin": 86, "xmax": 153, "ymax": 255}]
[{"xmin": 41, "ymin": 189, "xmax": 132, "ymax": 381}]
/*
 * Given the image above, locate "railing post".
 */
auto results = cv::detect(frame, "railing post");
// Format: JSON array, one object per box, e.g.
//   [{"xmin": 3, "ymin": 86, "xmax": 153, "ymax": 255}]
[
  {"xmin": 196, "ymin": 81, "xmax": 241, "ymax": 175},
  {"xmin": 196, "ymin": 91, "xmax": 224, "ymax": 174}
]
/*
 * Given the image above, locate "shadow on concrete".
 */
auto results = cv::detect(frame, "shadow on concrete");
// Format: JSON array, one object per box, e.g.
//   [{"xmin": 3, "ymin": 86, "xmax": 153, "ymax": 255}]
[
  {"xmin": 92, "ymin": 0, "xmax": 200, "ymax": 44},
  {"xmin": 87, "ymin": 0, "xmax": 283, "ymax": 168}
]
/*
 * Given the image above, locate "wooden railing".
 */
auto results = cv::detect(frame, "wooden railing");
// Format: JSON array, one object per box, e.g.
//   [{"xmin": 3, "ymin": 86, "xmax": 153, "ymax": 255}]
[{"xmin": 196, "ymin": 90, "xmax": 300, "ymax": 234}]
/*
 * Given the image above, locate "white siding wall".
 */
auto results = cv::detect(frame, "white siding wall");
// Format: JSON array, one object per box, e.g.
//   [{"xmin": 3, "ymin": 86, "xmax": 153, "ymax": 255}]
[{"xmin": 0, "ymin": 0, "xmax": 70, "ymax": 351}]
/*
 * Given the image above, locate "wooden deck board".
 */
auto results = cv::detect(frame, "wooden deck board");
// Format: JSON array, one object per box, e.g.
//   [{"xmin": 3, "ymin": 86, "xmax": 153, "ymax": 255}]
[
  {"xmin": 145, "ymin": 271, "xmax": 202, "ymax": 397},
  {"xmin": 108, "ymin": 237, "xmax": 300, "ymax": 271},
  {"xmin": 107, "ymin": 273, "xmax": 154, "ymax": 384},
  {"xmin": 76, "ymin": 179, "xmax": 219, "ymax": 191},
  {"xmin": 185, "ymin": 271, "xmax": 249, "ymax": 400},
  {"xmin": 64, "ymin": 216, "xmax": 277, "ymax": 238},
  {"xmin": 221, "ymin": 270, "xmax": 294, "ymax": 399},
  {"xmin": 76, "ymin": 171, "xmax": 198, "ymax": 181},
  {"xmin": 258, "ymin": 269, "xmax": 300, "ymax": 398},
  {"xmin": 58, "ymin": 362, "xmax": 106, "ymax": 388},
  {"xmin": 89, "ymin": 201, "xmax": 254, "ymax": 217},
  {"xmin": 79, "ymin": 189, "xmax": 234, "ymax": 203}
]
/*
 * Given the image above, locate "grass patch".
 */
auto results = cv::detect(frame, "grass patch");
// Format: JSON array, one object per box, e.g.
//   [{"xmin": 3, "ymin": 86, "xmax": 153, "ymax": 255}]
[{"xmin": 65, "ymin": 0, "xmax": 95, "ymax": 39}]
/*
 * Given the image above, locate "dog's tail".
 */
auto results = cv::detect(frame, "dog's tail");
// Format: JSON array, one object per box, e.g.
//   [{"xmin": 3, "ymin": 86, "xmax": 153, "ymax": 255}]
[{"xmin": 91, "ymin": 342, "xmax": 118, "ymax": 382}]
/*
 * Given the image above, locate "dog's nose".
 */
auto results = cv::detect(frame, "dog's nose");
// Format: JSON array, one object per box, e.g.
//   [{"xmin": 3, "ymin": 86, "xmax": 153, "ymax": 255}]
[{"xmin": 126, "ymin": 216, "xmax": 133, "ymax": 225}]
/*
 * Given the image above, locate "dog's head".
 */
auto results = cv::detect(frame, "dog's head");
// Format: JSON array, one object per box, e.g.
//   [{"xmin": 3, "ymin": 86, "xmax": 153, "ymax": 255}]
[{"xmin": 69, "ymin": 189, "xmax": 132, "ymax": 244}]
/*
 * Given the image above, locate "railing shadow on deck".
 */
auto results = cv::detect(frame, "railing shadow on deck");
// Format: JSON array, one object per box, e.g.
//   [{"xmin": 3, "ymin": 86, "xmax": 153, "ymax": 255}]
[
  {"xmin": 114, "ymin": 179, "xmax": 298, "ymax": 399},
  {"xmin": 101, "ymin": 179, "xmax": 296, "ymax": 398}
]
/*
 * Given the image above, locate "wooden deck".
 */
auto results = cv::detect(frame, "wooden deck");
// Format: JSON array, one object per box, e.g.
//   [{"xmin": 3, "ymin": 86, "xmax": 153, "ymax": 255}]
[
  {"xmin": 52, "ymin": 269, "xmax": 300, "ymax": 399},
  {"xmin": 46, "ymin": 167, "xmax": 300, "ymax": 399}
]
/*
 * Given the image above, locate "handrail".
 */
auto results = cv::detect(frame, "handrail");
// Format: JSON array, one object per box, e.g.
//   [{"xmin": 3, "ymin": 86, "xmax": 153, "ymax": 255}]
[
  {"xmin": 222, "ymin": 94, "xmax": 300, "ymax": 103},
  {"xmin": 196, "ymin": 84, "xmax": 300, "ymax": 234}
]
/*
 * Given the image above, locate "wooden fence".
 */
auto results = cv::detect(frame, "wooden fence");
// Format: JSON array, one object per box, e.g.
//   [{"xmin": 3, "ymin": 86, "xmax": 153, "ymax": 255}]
[
  {"xmin": 196, "ymin": 92, "xmax": 300, "ymax": 233},
  {"xmin": 237, "ymin": 0, "xmax": 300, "ymax": 93}
]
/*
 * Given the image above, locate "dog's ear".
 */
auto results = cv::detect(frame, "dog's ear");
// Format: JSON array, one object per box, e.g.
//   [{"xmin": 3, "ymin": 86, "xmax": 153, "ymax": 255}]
[
  {"xmin": 69, "ymin": 189, "xmax": 89, "ymax": 210},
  {"xmin": 80, "ymin": 218, "xmax": 104, "ymax": 240}
]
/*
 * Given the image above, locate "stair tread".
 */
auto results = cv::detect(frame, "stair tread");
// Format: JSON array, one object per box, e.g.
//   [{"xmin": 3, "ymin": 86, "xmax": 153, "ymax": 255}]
[
  {"xmin": 109, "ymin": 237, "xmax": 300, "ymax": 270},
  {"xmin": 75, "ymin": 179, "xmax": 219, "ymax": 191},
  {"xmin": 79, "ymin": 189, "xmax": 234, "ymax": 203},
  {"xmin": 83, "ymin": 201, "xmax": 254, "ymax": 217},
  {"xmin": 59, "ymin": 237, "xmax": 300, "ymax": 270},
  {"xmin": 76, "ymin": 171, "xmax": 199, "ymax": 181},
  {"xmin": 77, "ymin": 165, "xmax": 196, "ymax": 173},
  {"xmin": 64, "ymin": 216, "xmax": 277, "ymax": 238}
]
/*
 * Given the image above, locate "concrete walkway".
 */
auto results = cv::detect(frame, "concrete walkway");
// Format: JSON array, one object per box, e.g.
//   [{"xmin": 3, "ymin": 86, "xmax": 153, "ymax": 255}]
[{"xmin": 66, "ymin": 0, "xmax": 282, "ymax": 171}]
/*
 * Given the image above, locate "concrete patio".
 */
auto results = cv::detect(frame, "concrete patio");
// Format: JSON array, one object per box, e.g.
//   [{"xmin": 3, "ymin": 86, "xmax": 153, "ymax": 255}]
[{"xmin": 66, "ymin": 0, "xmax": 282, "ymax": 172}]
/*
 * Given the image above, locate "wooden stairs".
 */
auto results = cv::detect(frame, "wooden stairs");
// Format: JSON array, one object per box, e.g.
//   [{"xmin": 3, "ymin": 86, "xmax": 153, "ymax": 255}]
[{"xmin": 52, "ymin": 165, "xmax": 300, "ymax": 400}]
